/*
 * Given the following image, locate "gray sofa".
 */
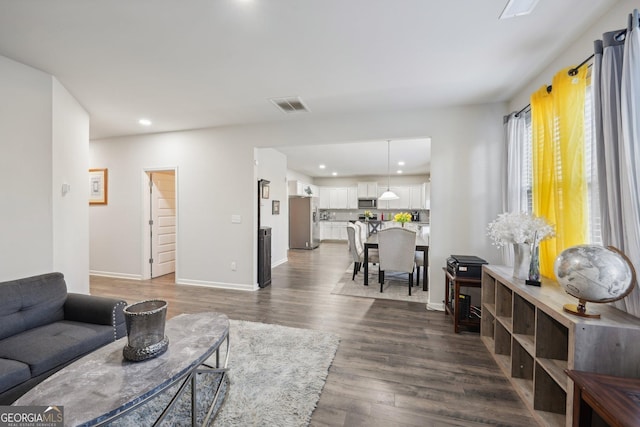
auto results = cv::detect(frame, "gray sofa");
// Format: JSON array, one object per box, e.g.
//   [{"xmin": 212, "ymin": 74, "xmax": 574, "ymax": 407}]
[{"xmin": 0, "ymin": 272, "xmax": 127, "ymax": 404}]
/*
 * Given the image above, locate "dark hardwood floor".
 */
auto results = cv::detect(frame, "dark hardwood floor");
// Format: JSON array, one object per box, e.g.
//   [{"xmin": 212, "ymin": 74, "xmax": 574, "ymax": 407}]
[{"xmin": 90, "ymin": 242, "xmax": 535, "ymax": 426}]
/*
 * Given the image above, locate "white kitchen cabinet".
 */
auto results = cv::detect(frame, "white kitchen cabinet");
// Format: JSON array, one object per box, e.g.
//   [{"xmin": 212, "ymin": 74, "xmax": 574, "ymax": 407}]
[
  {"xmin": 424, "ymin": 182, "xmax": 430, "ymax": 209},
  {"xmin": 319, "ymin": 222, "xmax": 329, "ymax": 240},
  {"xmin": 330, "ymin": 188, "xmax": 349, "ymax": 209},
  {"xmin": 357, "ymin": 182, "xmax": 378, "ymax": 198},
  {"xmin": 347, "ymin": 186, "xmax": 358, "ymax": 209},
  {"xmin": 409, "ymin": 184, "xmax": 424, "ymax": 209},
  {"xmin": 319, "ymin": 187, "xmax": 331, "ymax": 209},
  {"xmin": 318, "ymin": 186, "xmax": 359, "ymax": 209},
  {"xmin": 320, "ymin": 221, "xmax": 347, "ymax": 241}
]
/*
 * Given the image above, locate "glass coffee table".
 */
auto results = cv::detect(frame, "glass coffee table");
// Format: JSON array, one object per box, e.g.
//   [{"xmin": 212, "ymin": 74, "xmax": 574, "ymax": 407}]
[{"xmin": 14, "ymin": 312, "xmax": 230, "ymax": 426}]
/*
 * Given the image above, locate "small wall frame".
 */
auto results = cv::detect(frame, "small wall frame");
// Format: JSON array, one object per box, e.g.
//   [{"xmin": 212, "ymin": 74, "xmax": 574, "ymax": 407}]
[
  {"xmin": 89, "ymin": 168, "xmax": 108, "ymax": 205},
  {"xmin": 261, "ymin": 183, "xmax": 270, "ymax": 199}
]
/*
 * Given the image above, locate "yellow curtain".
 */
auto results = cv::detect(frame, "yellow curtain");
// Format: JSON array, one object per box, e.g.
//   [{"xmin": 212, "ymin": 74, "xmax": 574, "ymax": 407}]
[
  {"xmin": 530, "ymin": 66, "xmax": 588, "ymax": 278},
  {"xmin": 531, "ymin": 85, "xmax": 556, "ymax": 277}
]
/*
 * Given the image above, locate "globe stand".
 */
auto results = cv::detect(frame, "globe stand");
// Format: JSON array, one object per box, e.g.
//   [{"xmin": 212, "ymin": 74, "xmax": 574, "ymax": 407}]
[{"xmin": 563, "ymin": 299, "xmax": 600, "ymax": 319}]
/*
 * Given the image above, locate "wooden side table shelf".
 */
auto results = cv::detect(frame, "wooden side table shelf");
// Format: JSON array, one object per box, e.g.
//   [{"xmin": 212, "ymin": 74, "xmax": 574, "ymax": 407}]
[
  {"xmin": 567, "ymin": 370, "xmax": 640, "ymax": 427},
  {"xmin": 481, "ymin": 265, "xmax": 640, "ymax": 427},
  {"xmin": 443, "ymin": 267, "xmax": 481, "ymax": 333}
]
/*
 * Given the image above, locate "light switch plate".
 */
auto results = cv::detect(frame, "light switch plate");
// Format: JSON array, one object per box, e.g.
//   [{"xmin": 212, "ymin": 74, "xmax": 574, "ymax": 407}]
[{"xmin": 231, "ymin": 215, "xmax": 241, "ymax": 224}]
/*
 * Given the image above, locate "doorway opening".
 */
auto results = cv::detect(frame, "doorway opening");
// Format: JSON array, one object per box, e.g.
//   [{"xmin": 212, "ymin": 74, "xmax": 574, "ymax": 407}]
[{"xmin": 142, "ymin": 169, "xmax": 177, "ymax": 280}]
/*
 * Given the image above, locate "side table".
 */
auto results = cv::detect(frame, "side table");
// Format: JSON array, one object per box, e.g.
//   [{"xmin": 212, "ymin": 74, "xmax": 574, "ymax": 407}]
[
  {"xmin": 443, "ymin": 267, "xmax": 481, "ymax": 333},
  {"xmin": 567, "ymin": 369, "xmax": 640, "ymax": 427}
]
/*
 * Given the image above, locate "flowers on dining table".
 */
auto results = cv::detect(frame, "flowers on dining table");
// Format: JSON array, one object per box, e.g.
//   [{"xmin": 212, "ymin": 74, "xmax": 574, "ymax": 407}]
[
  {"xmin": 364, "ymin": 210, "xmax": 373, "ymax": 218},
  {"xmin": 487, "ymin": 212, "xmax": 554, "ymax": 248},
  {"xmin": 394, "ymin": 212, "xmax": 412, "ymax": 223}
]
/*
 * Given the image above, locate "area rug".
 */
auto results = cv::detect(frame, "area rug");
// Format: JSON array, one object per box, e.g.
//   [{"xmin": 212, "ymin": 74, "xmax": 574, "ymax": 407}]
[
  {"xmin": 109, "ymin": 320, "xmax": 340, "ymax": 426},
  {"xmin": 331, "ymin": 264, "xmax": 429, "ymax": 303}
]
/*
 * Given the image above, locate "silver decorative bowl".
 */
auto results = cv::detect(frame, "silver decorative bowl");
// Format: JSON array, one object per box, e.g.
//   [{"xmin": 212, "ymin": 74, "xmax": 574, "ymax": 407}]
[{"xmin": 123, "ymin": 299, "xmax": 169, "ymax": 362}]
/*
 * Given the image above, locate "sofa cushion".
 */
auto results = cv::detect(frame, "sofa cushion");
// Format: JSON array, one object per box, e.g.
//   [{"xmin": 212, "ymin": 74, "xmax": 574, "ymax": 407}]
[
  {"xmin": 0, "ymin": 273, "xmax": 67, "ymax": 340},
  {"xmin": 0, "ymin": 321, "xmax": 114, "ymax": 377},
  {"xmin": 0, "ymin": 358, "xmax": 31, "ymax": 394}
]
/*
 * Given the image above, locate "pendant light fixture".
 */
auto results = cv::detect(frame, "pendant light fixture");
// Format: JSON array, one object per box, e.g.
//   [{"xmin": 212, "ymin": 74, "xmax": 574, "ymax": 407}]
[{"xmin": 379, "ymin": 140, "xmax": 399, "ymax": 201}]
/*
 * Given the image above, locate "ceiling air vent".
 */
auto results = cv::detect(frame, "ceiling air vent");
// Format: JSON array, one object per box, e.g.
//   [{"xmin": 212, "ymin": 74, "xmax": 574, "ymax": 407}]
[{"xmin": 269, "ymin": 96, "xmax": 310, "ymax": 114}]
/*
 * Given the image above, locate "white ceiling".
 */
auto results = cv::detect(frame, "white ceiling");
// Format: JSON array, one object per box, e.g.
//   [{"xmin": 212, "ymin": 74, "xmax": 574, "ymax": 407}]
[
  {"xmin": 277, "ymin": 138, "xmax": 431, "ymax": 178},
  {"xmin": 0, "ymin": 0, "xmax": 618, "ymax": 176}
]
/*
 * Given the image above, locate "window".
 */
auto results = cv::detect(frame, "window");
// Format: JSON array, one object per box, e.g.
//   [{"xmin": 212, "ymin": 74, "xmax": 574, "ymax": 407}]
[{"xmin": 518, "ymin": 67, "xmax": 601, "ymax": 244}]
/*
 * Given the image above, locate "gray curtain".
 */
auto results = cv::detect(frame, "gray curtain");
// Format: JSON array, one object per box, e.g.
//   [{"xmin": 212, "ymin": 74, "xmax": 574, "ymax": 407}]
[
  {"xmin": 619, "ymin": 10, "xmax": 640, "ymax": 316},
  {"xmin": 594, "ymin": 30, "xmax": 625, "ymax": 250},
  {"xmin": 501, "ymin": 112, "xmax": 528, "ymax": 266},
  {"xmin": 593, "ymin": 10, "xmax": 640, "ymax": 317}
]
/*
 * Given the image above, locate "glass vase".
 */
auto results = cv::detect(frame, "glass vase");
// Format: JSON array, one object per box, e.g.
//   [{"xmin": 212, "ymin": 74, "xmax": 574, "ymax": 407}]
[
  {"xmin": 512, "ymin": 243, "xmax": 531, "ymax": 280},
  {"xmin": 527, "ymin": 242, "xmax": 541, "ymax": 285}
]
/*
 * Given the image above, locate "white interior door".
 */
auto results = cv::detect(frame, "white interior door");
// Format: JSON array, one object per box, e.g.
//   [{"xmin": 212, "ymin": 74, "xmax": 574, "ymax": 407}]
[{"xmin": 150, "ymin": 171, "xmax": 176, "ymax": 278}]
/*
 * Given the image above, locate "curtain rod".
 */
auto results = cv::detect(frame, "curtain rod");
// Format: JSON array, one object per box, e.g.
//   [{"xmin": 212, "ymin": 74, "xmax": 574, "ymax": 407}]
[{"xmin": 514, "ymin": 53, "xmax": 595, "ymax": 118}]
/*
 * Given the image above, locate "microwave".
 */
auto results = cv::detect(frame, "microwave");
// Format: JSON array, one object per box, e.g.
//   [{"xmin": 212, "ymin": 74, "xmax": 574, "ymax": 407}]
[{"xmin": 358, "ymin": 198, "xmax": 377, "ymax": 209}]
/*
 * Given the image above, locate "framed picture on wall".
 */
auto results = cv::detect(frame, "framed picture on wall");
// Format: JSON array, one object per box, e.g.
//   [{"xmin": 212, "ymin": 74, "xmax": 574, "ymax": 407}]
[
  {"xmin": 272, "ymin": 200, "xmax": 280, "ymax": 215},
  {"xmin": 89, "ymin": 168, "xmax": 108, "ymax": 205},
  {"xmin": 261, "ymin": 183, "xmax": 270, "ymax": 199}
]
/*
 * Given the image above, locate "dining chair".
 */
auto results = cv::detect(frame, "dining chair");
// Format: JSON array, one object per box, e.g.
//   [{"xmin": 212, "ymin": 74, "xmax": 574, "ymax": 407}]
[
  {"xmin": 414, "ymin": 252, "xmax": 424, "ymax": 287},
  {"xmin": 414, "ymin": 232, "xmax": 428, "ymax": 287},
  {"xmin": 354, "ymin": 221, "xmax": 369, "ymax": 241},
  {"xmin": 377, "ymin": 227, "xmax": 417, "ymax": 295},
  {"xmin": 355, "ymin": 221, "xmax": 379, "ymax": 263},
  {"xmin": 347, "ymin": 223, "xmax": 379, "ymax": 280}
]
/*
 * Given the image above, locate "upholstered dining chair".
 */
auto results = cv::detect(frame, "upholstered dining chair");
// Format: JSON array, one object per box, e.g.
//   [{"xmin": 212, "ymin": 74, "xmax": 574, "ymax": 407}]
[
  {"xmin": 414, "ymin": 231, "xmax": 428, "ymax": 287},
  {"xmin": 355, "ymin": 220, "xmax": 379, "ymax": 263},
  {"xmin": 347, "ymin": 223, "xmax": 379, "ymax": 280},
  {"xmin": 377, "ymin": 227, "xmax": 417, "ymax": 295}
]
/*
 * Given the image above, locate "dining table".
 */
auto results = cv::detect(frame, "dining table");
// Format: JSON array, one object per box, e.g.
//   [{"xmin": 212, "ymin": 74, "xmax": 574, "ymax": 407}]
[{"xmin": 363, "ymin": 233, "xmax": 429, "ymax": 291}]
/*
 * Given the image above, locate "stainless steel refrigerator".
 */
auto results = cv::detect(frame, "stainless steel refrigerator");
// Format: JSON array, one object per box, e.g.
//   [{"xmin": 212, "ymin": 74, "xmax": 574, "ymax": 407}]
[{"xmin": 289, "ymin": 196, "xmax": 320, "ymax": 249}]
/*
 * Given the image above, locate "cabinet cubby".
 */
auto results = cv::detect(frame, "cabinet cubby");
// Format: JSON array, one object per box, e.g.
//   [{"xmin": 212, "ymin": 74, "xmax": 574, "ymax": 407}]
[
  {"xmin": 512, "ymin": 340, "xmax": 534, "ymax": 382},
  {"xmin": 481, "ymin": 265, "xmax": 640, "ymax": 427}
]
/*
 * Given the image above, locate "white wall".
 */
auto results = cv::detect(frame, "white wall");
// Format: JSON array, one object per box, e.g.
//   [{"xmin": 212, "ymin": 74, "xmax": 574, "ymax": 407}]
[
  {"xmin": 52, "ymin": 78, "xmax": 91, "ymax": 292},
  {"xmin": 510, "ymin": 0, "xmax": 637, "ymax": 112},
  {"xmin": 90, "ymin": 103, "xmax": 507, "ymax": 308},
  {"xmin": 286, "ymin": 170, "xmax": 314, "ymax": 184},
  {"xmin": 256, "ymin": 148, "xmax": 288, "ymax": 267},
  {"xmin": 90, "ymin": 129, "xmax": 257, "ymax": 290},
  {"xmin": 0, "ymin": 56, "xmax": 53, "ymax": 281},
  {"xmin": 0, "ymin": 56, "xmax": 89, "ymax": 293}
]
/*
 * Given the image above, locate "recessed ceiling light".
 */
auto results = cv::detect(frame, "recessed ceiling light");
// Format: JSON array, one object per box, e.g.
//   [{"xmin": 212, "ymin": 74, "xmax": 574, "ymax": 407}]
[
  {"xmin": 332, "ymin": 172, "xmax": 338, "ymax": 176},
  {"xmin": 499, "ymin": 0, "xmax": 539, "ymax": 19},
  {"xmin": 138, "ymin": 118, "xmax": 152, "ymax": 126},
  {"xmin": 319, "ymin": 164, "xmax": 326, "ymax": 169},
  {"xmin": 397, "ymin": 170, "xmax": 403, "ymax": 174},
  {"xmin": 398, "ymin": 161, "xmax": 405, "ymax": 166}
]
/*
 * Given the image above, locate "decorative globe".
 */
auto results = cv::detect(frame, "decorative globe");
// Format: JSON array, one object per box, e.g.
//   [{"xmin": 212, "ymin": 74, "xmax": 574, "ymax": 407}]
[{"xmin": 554, "ymin": 245, "xmax": 636, "ymax": 317}]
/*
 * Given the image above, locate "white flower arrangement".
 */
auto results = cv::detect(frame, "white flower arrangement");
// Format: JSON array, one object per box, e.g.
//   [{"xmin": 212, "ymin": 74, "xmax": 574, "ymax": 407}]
[{"xmin": 487, "ymin": 212, "xmax": 555, "ymax": 248}]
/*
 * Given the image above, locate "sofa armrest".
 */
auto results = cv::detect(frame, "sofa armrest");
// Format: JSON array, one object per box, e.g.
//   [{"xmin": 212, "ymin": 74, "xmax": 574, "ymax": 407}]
[{"xmin": 64, "ymin": 293, "xmax": 127, "ymax": 340}]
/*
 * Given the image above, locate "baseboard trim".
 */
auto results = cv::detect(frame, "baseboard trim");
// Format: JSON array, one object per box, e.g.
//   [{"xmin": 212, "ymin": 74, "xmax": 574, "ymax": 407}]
[
  {"xmin": 176, "ymin": 279, "xmax": 257, "ymax": 291},
  {"xmin": 90, "ymin": 271, "xmax": 143, "ymax": 280},
  {"xmin": 426, "ymin": 302, "xmax": 445, "ymax": 312},
  {"xmin": 272, "ymin": 257, "xmax": 288, "ymax": 268}
]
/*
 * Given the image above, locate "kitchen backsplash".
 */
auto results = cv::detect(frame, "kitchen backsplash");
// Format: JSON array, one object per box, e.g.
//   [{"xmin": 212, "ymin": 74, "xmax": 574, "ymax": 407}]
[{"xmin": 320, "ymin": 209, "xmax": 429, "ymax": 223}]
